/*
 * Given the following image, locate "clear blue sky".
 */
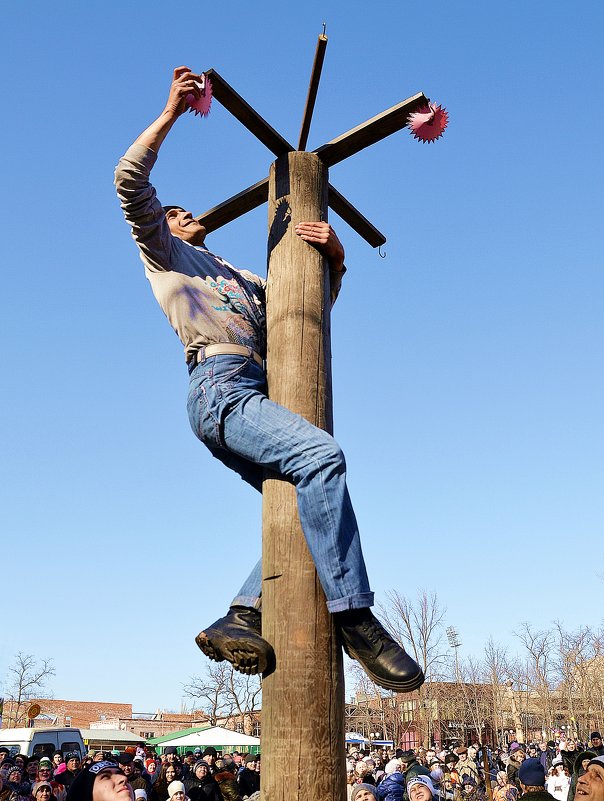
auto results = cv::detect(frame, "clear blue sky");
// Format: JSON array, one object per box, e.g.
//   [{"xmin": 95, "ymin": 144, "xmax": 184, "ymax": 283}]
[{"xmin": 1, "ymin": 0, "xmax": 603, "ymax": 712}]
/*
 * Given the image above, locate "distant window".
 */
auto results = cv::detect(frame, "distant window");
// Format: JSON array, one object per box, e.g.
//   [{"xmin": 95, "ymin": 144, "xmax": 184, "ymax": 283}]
[
  {"xmin": 100, "ymin": 715, "xmax": 106, "ymax": 721},
  {"xmin": 33, "ymin": 743, "xmax": 55, "ymax": 757},
  {"xmin": 60, "ymin": 741, "xmax": 82, "ymax": 758}
]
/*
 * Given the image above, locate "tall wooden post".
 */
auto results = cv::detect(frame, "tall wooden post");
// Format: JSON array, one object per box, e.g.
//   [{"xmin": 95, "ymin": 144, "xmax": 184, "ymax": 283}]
[{"xmin": 261, "ymin": 151, "xmax": 346, "ymax": 801}]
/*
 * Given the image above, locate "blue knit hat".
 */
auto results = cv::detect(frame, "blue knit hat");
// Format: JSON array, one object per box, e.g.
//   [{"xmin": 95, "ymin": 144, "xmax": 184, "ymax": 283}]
[{"xmin": 518, "ymin": 758, "xmax": 546, "ymax": 787}]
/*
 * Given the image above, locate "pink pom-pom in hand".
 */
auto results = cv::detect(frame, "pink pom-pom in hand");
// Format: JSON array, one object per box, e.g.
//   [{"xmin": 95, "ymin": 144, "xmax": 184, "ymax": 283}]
[{"xmin": 185, "ymin": 73, "xmax": 213, "ymax": 117}]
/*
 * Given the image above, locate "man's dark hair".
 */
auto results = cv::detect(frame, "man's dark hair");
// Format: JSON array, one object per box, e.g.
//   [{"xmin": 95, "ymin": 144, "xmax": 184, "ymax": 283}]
[{"xmin": 163, "ymin": 205, "xmax": 185, "ymax": 214}]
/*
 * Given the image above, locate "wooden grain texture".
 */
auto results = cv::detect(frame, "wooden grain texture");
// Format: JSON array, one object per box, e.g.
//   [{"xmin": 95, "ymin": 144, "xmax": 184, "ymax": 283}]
[
  {"xmin": 262, "ymin": 152, "xmax": 346, "ymax": 801},
  {"xmin": 195, "ymin": 176, "xmax": 386, "ymax": 248},
  {"xmin": 314, "ymin": 91, "xmax": 428, "ymax": 166}
]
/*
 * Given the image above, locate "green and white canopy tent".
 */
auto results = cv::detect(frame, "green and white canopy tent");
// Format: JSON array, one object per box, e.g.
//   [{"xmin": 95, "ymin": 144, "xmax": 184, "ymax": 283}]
[{"xmin": 147, "ymin": 726, "xmax": 260, "ymax": 755}]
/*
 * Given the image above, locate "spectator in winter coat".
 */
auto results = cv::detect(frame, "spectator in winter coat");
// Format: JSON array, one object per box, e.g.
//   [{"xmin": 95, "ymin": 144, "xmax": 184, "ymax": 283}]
[
  {"xmin": 377, "ymin": 761, "xmax": 406, "ymax": 801},
  {"xmin": 507, "ymin": 747, "xmax": 526, "ymax": 791},
  {"xmin": 589, "ymin": 737, "xmax": 604, "ymax": 759},
  {"xmin": 518, "ymin": 758, "xmax": 557, "ymax": 801},
  {"xmin": 185, "ymin": 762, "xmax": 222, "ymax": 801},
  {"xmin": 236, "ymin": 757, "xmax": 259, "ymax": 799}
]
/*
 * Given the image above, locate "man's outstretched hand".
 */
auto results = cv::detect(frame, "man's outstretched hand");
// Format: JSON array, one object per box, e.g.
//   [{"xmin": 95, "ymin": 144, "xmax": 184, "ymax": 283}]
[
  {"xmin": 133, "ymin": 67, "xmax": 203, "ymax": 153},
  {"xmin": 295, "ymin": 222, "xmax": 345, "ymax": 272},
  {"xmin": 164, "ymin": 66, "xmax": 203, "ymax": 119}
]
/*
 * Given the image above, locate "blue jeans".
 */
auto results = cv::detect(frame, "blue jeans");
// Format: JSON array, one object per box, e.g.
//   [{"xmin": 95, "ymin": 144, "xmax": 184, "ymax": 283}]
[{"xmin": 186, "ymin": 353, "xmax": 374, "ymax": 613}]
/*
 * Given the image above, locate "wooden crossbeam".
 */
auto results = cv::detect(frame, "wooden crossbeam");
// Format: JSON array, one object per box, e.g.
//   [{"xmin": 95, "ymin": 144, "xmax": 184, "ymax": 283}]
[
  {"xmin": 196, "ymin": 178, "xmax": 385, "ymax": 248},
  {"xmin": 314, "ymin": 92, "xmax": 428, "ymax": 166},
  {"xmin": 195, "ymin": 177, "xmax": 269, "ymax": 234},
  {"xmin": 205, "ymin": 69, "xmax": 294, "ymax": 157},
  {"xmin": 328, "ymin": 185, "xmax": 386, "ymax": 247}
]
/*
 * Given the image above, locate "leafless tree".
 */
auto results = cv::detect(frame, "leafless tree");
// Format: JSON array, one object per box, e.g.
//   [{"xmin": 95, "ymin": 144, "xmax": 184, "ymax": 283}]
[
  {"xmin": 4, "ymin": 652, "xmax": 55, "ymax": 727},
  {"xmin": 380, "ymin": 589, "xmax": 449, "ymax": 680},
  {"xmin": 183, "ymin": 663, "xmax": 261, "ymax": 733}
]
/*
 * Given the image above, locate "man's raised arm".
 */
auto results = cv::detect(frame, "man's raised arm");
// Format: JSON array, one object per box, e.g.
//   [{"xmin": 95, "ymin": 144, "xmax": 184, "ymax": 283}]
[
  {"xmin": 114, "ymin": 67, "xmax": 204, "ymax": 272},
  {"xmin": 133, "ymin": 66, "xmax": 203, "ymax": 154}
]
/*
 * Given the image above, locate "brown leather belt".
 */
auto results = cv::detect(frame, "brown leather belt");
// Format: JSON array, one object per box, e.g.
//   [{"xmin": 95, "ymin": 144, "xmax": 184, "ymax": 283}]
[{"xmin": 196, "ymin": 343, "xmax": 264, "ymax": 369}]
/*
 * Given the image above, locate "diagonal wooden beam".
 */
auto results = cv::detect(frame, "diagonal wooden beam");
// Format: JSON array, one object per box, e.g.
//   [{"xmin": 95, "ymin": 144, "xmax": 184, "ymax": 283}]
[
  {"xmin": 205, "ymin": 69, "xmax": 294, "ymax": 157},
  {"xmin": 195, "ymin": 177, "xmax": 269, "ymax": 234},
  {"xmin": 298, "ymin": 34, "xmax": 328, "ymax": 151},
  {"xmin": 196, "ymin": 175, "xmax": 386, "ymax": 248},
  {"xmin": 327, "ymin": 185, "xmax": 386, "ymax": 248},
  {"xmin": 314, "ymin": 91, "xmax": 428, "ymax": 167}
]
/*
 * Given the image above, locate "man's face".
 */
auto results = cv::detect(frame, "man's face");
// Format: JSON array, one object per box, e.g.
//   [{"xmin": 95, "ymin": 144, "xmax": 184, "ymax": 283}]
[
  {"xmin": 593, "ymin": 739, "xmax": 603, "ymax": 751},
  {"xmin": 28, "ymin": 760, "xmax": 39, "ymax": 777},
  {"xmin": 409, "ymin": 785, "xmax": 433, "ymax": 801},
  {"xmin": 354, "ymin": 791, "xmax": 375, "ymax": 801},
  {"xmin": 204, "ymin": 755, "xmax": 214, "ymax": 766},
  {"xmin": 233, "ymin": 755, "xmax": 242, "ymax": 766},
  {"xmin": 577, "ymin": 764, "xmax": 604, "ymax": 801},
  {"xmin": 165, "ymin": 208, "xmax": 206, "ymax": 246},
  {"xmin": 245, "ymin": 760, "xmax": 256, "ymax": 771},
  {"xmin": 185, "ymin": 756, "xmax": 194, "ymax": 766},
  {"xmin": 195, "ymin": 765, "xmax": 208, "ymax": 780},
  {"xmin": 166, "ymin": 754, "xmax": 177, "ymax": 764},
  {"xmin": 38, "ymin": 766, "xmax": 53, "ymax": 782},
  {"xmin": 92, "ymin": 768, "xmax": 134, "ymax": 801},
  {"xmin": 67, "ymin": 758, "xmax": 79, "ymax": 772},
  {"xmin": 121, "ymin": 763, "xmax": 133, "ymax": 777}
]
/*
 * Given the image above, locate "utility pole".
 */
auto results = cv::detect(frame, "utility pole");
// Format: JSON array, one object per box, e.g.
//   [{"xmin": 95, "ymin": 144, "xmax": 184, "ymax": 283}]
[{"xmin": 191, "ymin": 32, "xmax": 441, "ymax": 801}]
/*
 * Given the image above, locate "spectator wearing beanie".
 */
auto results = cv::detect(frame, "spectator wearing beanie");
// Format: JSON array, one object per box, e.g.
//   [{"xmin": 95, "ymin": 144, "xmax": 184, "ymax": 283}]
[
  {"xmin": 519, "ymin": 758, "xmax": 556, "ymax": 801},
  {"xmin": 589, "ymin": 736, "xmax": 604, "ymax": 759},
  {"xmin": 237, "ymin": 756, "xmax": 259, "ymax": 799},
  {"xmin": 185, "ymin": 761, "xmax": 221, "ymax": 801},
  {"xmin": 407, "ymin": 776, "xmax": 437, "ymax": 801},
  {"xmin": 167, "ymin": 781, "xmax": 189, "ymax": 801},
  {"xmin": 65, "ymin": 761, "xmax": 134, "ymax": 801},
  {"xmin": 352, "ymin": 785, "xmax": 379, "ymax": 801},
  {"xmin": 460, "ymin": 774, "xmax": 485, "ymax": 801},
  {"xmin": 377, "ymin": 760, "xmax": 405, "ymax": 801}
]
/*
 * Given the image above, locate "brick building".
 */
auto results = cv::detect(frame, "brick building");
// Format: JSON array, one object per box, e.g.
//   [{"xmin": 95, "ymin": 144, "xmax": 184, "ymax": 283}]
[{"xmin": 2, "ymin": 699, "xmax": 132, "ymax": 729}]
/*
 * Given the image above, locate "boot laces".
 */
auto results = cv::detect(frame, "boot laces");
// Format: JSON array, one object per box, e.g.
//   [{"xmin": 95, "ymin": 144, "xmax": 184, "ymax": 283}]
[{"xmin": 361, "ymin": 617, "xmax": 389, "ymax": 646}]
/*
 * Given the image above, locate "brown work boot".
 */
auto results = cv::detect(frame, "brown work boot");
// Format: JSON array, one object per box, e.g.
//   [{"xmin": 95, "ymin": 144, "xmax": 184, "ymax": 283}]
[
  {"xmin": 336, "ymin": 608, "xmax": 424, "ymax": 692},
  {"xmin": 195, "ymin": 606, "xmax": 275, "ymax": 676}
]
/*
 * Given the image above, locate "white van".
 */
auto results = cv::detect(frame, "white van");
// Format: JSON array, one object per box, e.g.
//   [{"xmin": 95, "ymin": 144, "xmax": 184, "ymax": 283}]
[{"xmin": 0, "ymin": 727, "xmax": 85, "ymax": 759}]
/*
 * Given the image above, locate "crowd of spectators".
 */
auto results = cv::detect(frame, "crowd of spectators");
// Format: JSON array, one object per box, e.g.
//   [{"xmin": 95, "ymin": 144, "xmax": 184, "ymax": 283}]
[
  {"xmin": 2, "ymin": 731, "xmax": 604, "ymax": 801},
  {"xmin": 0, "ymin": 745, "xmax": 260, "ymax": 801},
  {"xmin": 345, "ymin": 732, "xmax": 604, "ymax": 801}
]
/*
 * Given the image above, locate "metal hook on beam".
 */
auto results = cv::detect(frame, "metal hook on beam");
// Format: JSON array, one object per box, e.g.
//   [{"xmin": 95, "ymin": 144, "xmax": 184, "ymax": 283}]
[{"xmin": 378, "ymin": 245, "xmax": 386, "ymax": 259}]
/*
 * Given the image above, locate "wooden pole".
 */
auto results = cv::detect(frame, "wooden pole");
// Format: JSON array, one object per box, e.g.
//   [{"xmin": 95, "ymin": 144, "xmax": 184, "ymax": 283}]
[{"xmin": 262, "ymin": 151, "xmax": 346, "ymax": 801}]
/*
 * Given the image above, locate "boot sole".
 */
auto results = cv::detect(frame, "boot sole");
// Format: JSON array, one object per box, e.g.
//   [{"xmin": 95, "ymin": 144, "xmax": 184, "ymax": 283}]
[{"xmin": 195, "ymin": 629, "xmax": 273, "ymax": 676}]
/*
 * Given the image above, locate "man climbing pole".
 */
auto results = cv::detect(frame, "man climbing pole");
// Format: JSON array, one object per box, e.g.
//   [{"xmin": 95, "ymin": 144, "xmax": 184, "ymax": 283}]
[{"xmin": 114, "ymin": 66, "xmax": 425, "ymax": 693}]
